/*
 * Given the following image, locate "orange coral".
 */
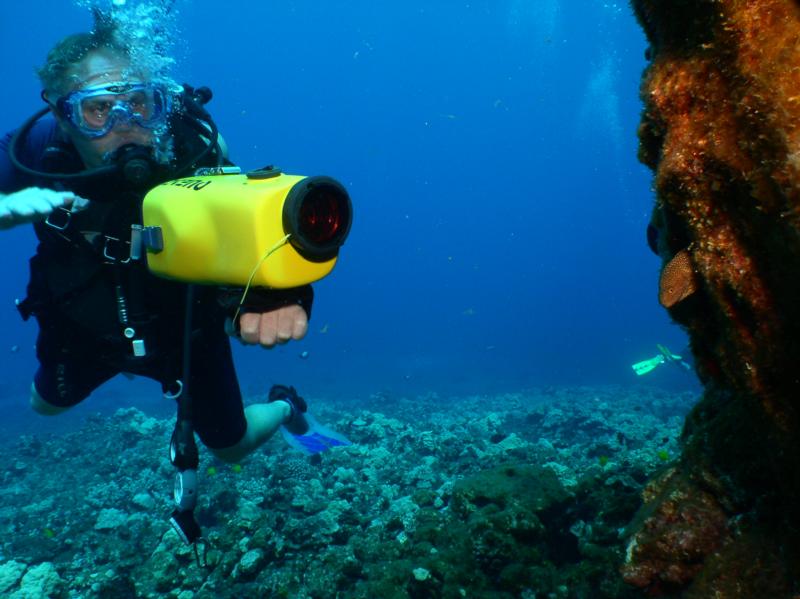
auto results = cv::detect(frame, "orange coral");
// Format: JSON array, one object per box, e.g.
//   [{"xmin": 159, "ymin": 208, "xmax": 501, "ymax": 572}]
[
  {"xmin": 626, "ymin": 0, "xmax": 800, "ymax": 595},
  {"xmin": 637, "ymin": 0, "xmax": 800, "ymax": 405}
]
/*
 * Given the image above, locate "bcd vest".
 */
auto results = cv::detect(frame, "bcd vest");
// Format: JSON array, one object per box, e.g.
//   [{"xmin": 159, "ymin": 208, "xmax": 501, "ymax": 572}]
[{"xmin": 19, "ymin": 112, "xmax": 228, "ymax": 358}]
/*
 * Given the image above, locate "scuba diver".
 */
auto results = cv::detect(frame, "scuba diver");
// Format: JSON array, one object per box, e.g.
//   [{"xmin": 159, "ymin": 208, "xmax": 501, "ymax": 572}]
[
  {"xmin": 632, "ymin": 343, "xmax": 694, "ymax": 376},
  {"xmin": 0, "ymin": 12, "xmax": 349, "ymax": 547}
]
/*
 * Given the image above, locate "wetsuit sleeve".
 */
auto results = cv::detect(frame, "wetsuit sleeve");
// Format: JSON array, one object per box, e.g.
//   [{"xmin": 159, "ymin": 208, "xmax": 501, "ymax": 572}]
[{"xmin": 0, "ymin": 116, "xmax": 59, "ymax": 193}]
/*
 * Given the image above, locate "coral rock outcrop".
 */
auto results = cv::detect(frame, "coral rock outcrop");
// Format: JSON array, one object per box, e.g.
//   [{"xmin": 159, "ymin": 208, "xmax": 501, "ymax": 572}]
[{"xmin": 627, "ymin": 0, "xmax": 800, "ymax": 595}]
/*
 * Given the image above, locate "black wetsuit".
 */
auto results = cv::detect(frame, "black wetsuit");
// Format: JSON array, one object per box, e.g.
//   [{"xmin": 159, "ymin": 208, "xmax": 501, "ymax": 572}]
[{"xmin": 0, "ymin": 113, "xmax": 309, "ymax": 449}]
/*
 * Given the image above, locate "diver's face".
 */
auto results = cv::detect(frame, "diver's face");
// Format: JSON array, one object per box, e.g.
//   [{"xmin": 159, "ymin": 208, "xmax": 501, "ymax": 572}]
[{"xmin": 55, "ymin": 50, "xmax": 154, "ymax": 168}]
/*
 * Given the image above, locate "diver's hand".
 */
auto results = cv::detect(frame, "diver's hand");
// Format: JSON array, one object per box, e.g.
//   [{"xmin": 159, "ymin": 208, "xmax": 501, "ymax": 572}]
[
  {"xmin": 230, "ymin": 304, "xmax": 309, "ymax": 348},
  {"xmin": 0, "ymin": 187, "xmax": 88, "ymax": 230}
]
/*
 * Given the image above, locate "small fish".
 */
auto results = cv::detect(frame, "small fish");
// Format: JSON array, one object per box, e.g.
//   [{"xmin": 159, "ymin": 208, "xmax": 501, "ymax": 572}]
[
  {"xmin": 319, "ymin": 324, "xmax": 329, "ymax": 334},
  {"xmin": 10, "ymin": 345, "xmax": 18, "ymax": 353},
  {"xmin": 299, "ymin": 350, "xmax": 310, "ymax": 360}
]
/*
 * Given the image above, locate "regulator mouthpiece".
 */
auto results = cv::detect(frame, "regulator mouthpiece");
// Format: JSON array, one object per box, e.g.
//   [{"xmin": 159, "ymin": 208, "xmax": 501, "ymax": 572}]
[{"xmin": 111, "ymin": 143, "xmax": 156, "ymax": 188}]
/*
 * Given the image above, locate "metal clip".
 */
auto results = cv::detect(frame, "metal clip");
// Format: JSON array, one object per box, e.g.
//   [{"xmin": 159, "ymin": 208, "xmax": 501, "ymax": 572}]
[
  {"xmin": 103, "ymin": 236, "xmax": 131, "ymax": 263},
  {"xmin": 45, "ymin": 207, "xmax": 71, "ymax": 231},
  {"xmin": 163, "ymin": 380, "xmax": 184, "ymax": 401}
]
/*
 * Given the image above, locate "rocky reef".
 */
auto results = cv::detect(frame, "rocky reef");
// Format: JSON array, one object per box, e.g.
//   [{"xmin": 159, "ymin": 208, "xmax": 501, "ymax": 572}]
[
  {"xmin": 626, "ymin": 0, "xmax": 800, "ymax": 595},
  {"xmin": 0, "ymin": 386, "xmax": 693, "ymax": 598}
]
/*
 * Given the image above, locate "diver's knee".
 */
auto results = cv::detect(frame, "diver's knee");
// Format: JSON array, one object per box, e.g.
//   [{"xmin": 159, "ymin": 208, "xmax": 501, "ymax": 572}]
[{"xmin": 29, "ymin": 383, "xmax": 70, "ymax": 416}]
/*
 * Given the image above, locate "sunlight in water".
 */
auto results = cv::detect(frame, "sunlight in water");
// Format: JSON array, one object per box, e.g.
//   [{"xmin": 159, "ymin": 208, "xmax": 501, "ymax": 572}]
[
  {"xmin": 575, "ymin": 53, "xmax": 623, "ymax": 153},
  {"xmin": 507, "ymin": 0, "xmax": 560, "ymax": 41}
]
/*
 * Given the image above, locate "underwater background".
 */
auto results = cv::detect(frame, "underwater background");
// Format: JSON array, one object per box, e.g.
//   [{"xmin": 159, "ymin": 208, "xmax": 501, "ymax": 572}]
[
  {"xmin": 0, "ymin": 2, "xmax": 703, "ymax": 597},
  {"xmin": 0, "ymin": 0, "xmax": 696, "ymax": 433}
]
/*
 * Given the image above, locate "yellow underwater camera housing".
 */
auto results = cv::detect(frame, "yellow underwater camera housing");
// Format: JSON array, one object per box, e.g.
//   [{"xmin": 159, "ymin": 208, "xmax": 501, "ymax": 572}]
[{"xmin": 141, "ymin": 166, "xmax": 352, "ymax": 288}]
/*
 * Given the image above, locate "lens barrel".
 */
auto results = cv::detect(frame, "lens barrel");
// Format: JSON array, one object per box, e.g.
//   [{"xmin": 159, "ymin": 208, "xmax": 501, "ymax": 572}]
[{"xmin": 283, "ymin": 176, "xmax": 352, "ymax": 261}]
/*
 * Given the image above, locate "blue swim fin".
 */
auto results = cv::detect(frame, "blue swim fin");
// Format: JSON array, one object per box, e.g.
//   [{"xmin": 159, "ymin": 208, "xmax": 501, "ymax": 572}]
[{"xmin": 280, "ymin": 413, "xmax": 352, "ymax": 455}]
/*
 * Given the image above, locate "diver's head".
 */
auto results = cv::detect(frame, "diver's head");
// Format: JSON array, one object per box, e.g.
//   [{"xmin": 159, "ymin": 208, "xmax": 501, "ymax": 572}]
[{"xmin": 38, "ymin": 26, "xmax": 174, "ymax": 169}]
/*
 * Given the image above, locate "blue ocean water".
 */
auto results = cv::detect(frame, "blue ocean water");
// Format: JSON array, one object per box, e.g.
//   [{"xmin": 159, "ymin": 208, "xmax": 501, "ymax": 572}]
[{"xmin": 0, "ymin": 0, "xmax": 695, "ymax": 433}]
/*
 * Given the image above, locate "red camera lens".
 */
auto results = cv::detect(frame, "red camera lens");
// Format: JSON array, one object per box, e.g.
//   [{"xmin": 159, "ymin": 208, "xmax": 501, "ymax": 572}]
[
  {"xmin": 299, "ymin": 187, "xmax": 345, "ymax": 245},
  {"xmin": 284, "ymin": 177, "xmax": 352, "ymax": 261}
]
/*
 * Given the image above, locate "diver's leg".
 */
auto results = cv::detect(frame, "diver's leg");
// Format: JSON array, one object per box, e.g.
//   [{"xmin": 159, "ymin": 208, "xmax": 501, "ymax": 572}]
[
  {"xmin": 186, "ymin": 320, "xmax": 344, "ymax": 461},
  {"xmin": 187, "ymin": 324, "xmax": 291, "ymax": 463},
  {"xmin": 30, "ymin": 324, "xmax": 118, "ymax": 416},
  {"xmin": 211, "ymin": 387, "xmax": 348, "ymax": 460},
  {"xmin": 29, "ymin": 382, "xmax": 70, "ymax": 415},
  {"xmin": 209, "ymin": 402, "xmax": 290, "ymax": 463}
]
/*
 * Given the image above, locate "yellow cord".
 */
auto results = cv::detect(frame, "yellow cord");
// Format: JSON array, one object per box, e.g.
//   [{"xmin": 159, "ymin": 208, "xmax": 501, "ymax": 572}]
[{"xmin": 233, "ymin": 233, "xmax": 292, "ymax": 325}]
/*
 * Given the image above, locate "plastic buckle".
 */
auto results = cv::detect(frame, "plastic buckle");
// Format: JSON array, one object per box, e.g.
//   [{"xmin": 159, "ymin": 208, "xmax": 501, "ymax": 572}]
[
  {"xmin": 142, "ymin": 226, "xmax": 164, "ymax": 253},
  {"xmin": 128, "ymin": 225, "xmax": 163, "ymax": 260},
  {"xmin": 129, "ymin": 225, "xmax": 143, "ymax": 261},
  {"xmin": 103, "ymin": 236, "xmax": 131, "ymax": 263},
  {"xmin": 44, "ymin": 207, "xmax": 71, "ymax": 231}
]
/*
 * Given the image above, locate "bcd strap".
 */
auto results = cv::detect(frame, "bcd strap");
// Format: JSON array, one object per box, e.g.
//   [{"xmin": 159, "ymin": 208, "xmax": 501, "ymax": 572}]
[{"xmin": 42, "ymin": 208, "xmax": 146, "ymax": 264}]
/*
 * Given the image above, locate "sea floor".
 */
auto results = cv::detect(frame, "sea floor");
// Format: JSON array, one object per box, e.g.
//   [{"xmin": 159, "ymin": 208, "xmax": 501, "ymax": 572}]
[{"xmin": 0, "ymin": 385, "xmax": 696, "ymax": 598}]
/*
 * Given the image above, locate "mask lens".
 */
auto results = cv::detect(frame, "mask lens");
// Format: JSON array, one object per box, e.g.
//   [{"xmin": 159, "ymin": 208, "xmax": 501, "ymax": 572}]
[
  {"xmin": 80, "ymin": 96, "xmax": 115, "ymax": 130},
  {"xmin": 68, "ymin": 83, "xmax": 169, "ymax": 136},
  {"xmin": 127, "ymin": 90, "xmax": 155, "ymax": 121}
]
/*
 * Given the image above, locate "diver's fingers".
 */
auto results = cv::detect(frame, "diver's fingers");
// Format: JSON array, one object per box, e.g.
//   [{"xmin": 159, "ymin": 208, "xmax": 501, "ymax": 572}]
[
  {"xmin": 42, "ymin": 190, "xmax": 75, "ymax": 209},
  {"xmin": 27, "ymin": 188, "xmax": 75, "ymax": 213},
  {"xmin": 287, "ymin": 305, "xmax": 309, "ymax": 341},
  {"xmin": 271, "ymin": 305, "xmax": 308, "ymax": 344},
  {"xmin": 240, "ymin": 311, "xmax": 280, "ymax": 347},
  {"xmin": 238, "ymin": 312, "xmax": 261, "ymax": 345},
  {"xmin": 69, "ymin": 195, "xmax": 90, "ymax": 212},
  {"xmin": 42, "ymin": 190, "xmax": 89, "ymax": 212},
  {"xmin": 3, "ymin": 188, "xmax": 83, "ymax": 219},
  {"xmin": 0, "ymin": 188, "xmax": 73, "ymax": 229},
  {"xmin": 238, "ymin": 306, "xmax": 308, "ymax": 348},
  {"xmin": 259, "ymin": 310, "xmax": 281, "ymax": 346},
  {"xmin": 21, "ymin": 195, "xmax": 58, "ymax": 216}
]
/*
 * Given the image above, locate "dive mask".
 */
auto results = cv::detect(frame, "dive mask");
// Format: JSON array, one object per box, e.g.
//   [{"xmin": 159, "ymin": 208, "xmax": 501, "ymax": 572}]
[{"xmin": 54, "ymin": 81, "xmax": 177, "ymax": 138}]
